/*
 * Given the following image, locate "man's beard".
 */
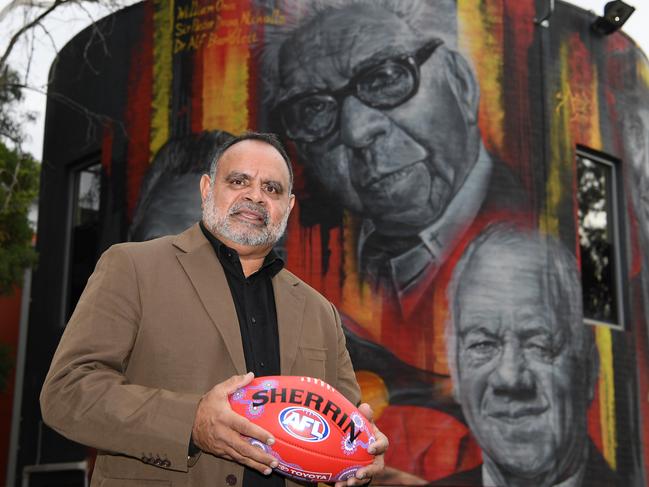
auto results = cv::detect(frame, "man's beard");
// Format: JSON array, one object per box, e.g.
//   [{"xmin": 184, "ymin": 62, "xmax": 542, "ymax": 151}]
[{"xmin": 202, "ymin": 190, "xmax": 290, "ymax": 247}]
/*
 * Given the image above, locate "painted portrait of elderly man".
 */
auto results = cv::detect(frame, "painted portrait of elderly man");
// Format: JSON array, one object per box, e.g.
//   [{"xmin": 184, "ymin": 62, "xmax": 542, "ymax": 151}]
[
  {"xmin": 261, "ymin": 0, "xmax": 527, "ymax": 298},
  {"xmin": 434, "ymin": 224, "xmax": 622, "ymax": 486}
]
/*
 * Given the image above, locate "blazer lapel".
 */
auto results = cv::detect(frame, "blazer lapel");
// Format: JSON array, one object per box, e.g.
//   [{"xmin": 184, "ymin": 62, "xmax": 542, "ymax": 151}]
[
  {"xmin": 274, "ymin": 271, "xmax": 306, "ymax": 375},
  {"xmin": 175, "ymin": 226, "xmax": 247, "ymax": 375}
]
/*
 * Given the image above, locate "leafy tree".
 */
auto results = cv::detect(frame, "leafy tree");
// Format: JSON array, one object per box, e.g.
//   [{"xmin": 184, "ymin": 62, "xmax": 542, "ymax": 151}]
[
  {"xmin": 0, "ymin": 66, "xmax": 39, "ymax": 295},
  {"xmin": 0, "ymin": 139, "xmax": 39, "ymax": 295}
]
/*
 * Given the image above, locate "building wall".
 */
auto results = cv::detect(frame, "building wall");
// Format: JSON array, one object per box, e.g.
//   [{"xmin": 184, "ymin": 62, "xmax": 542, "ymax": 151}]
[{"xmin": 16, "ymin": 0, "xmax": 649, "ymax": 485}]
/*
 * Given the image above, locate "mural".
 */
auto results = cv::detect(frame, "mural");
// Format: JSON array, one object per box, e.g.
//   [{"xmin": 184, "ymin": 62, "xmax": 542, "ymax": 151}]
[{"xmin": 32, "ymin": 0, "xmax": 649, "ymax": 485}]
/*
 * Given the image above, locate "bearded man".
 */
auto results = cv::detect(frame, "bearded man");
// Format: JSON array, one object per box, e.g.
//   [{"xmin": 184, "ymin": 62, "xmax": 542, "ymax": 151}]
[{"xmin": 40, "ymin": 132, "xmax": 387, "ymax": 487}]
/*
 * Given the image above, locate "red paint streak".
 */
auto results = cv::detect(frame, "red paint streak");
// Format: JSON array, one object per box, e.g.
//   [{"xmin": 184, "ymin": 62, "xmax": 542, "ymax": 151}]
[
  {"xmin": 502, "ymin": 0, "xmax": 535, "ymax": 193},
  {"xmin": 100, "ymin": 122, "xmax": 113, "ymax": 177},
  {"xmin": 191, "ymin": 50, "xmax": 204, "ymax": 133},
  {"xmin": 0, "ymin": 287, "xmax": 22, "ymax": 482},
  {"xmin": 377, "ymin": 405, "xmax": 480, "ymax": 482},
  {"xmin": 124, "ymin": 1, "xmax": 154, "ymax": 222},
  {"xmin": 606, "ymin": 33, "xmax": 633, "ymax": 55},
  {"xmin": 246, "ymin": 2, "xmax": 260, "ymax": 130},
  {"xmin": 588, "ymin": 380, "xmax": 604, "ymax": 454},
  {"xmin": 567, "ymin": 33, "xmax": 595, "ymax": 145}
]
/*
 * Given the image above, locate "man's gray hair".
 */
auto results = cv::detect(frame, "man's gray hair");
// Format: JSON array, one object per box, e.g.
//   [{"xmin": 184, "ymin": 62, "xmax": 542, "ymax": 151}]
[
  {"xmin": 257, "ymin": 0, "xmax": 458, "ymax": 108},
  {"xmin": 445, "ymin": 223, "xmax": 594, "ymax": 395}
]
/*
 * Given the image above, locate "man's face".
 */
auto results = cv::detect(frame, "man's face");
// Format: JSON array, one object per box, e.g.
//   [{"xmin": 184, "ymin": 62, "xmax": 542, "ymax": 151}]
[
  {"xmin": 454, "ymin": 250, "xmax": 592, "ymax": 480},
  {"xmin": 276, "ymin": 4, "xmax": 480, "ymax": 236},
  {"xmin": 200, "ymin": 139, "xmax": 295, "ymax": 250}
]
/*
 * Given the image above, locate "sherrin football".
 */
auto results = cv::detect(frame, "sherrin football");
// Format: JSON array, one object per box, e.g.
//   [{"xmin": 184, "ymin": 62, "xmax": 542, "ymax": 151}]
[{"xmin": 229, "ymin": 375, "xmax": 375, "ymax": 483}]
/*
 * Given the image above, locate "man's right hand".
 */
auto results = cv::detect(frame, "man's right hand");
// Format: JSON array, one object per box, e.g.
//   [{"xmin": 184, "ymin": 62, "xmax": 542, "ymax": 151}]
[{"xmin": 192, "ymin": 372, "xmax": 278, "ymax": 475}]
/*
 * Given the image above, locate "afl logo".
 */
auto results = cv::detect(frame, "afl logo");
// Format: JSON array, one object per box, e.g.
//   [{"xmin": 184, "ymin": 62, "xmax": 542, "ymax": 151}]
[{"xmin": 279, "ymin": 407, "xmax": 330, "ymax": 442}]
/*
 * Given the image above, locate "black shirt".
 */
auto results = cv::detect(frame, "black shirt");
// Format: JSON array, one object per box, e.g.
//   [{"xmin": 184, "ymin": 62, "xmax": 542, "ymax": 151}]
[{"xmin": 199, "ymin": 222, "xmax": 285, "ymax": 487}]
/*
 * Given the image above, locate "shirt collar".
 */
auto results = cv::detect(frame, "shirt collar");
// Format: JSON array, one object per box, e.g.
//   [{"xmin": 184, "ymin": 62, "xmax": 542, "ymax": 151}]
[{"xmin": 199, "ymin": 221, "xmax": 284, "ymax": 278}]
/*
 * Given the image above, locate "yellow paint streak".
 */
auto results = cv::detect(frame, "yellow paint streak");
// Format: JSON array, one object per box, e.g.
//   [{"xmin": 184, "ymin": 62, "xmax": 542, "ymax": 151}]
[
  {"xmin": 638, "ymin": 57, "xmax": 649, "ymax": 90},
  {"xmin": 541, "ymin": 41, "xmax": 572, "ymax": 237},
  {"xmin": 202, "ymin": 46, "xmax": 250, "ymax": 134},
  {"xmin": 150, "ymin": 0, "xmax": 173, "ymax": 160},
  {"xmin": 596, "ymin": 326, "xmax": 617, "ymax": 470},
  {"xmin": 586, "ymin": 75, "xmax": 602, "ymax": 149},
  {"xmin": 458, "ymin": 0, "xmax": 504, "ymax": 152}
]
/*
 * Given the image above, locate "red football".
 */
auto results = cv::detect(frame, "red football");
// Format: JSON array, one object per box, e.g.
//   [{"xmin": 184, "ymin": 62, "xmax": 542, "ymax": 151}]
[{"xmin": 229, "ymin": 375, "xmax": 374, "ymax": 483}]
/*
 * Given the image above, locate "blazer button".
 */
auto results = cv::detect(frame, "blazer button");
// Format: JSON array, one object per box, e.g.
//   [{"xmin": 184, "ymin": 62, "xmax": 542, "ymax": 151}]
[{"xmin": 225, "ymin": 474, "xmax": 237, "ymax": 485}]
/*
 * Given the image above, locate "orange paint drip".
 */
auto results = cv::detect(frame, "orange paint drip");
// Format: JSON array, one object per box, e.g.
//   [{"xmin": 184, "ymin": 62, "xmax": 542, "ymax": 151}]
[
  {"xmin": 458, "ymin": 0, "xmax": 505, "ymax": 153},
  {"xmin": 201, "ymin": 0, "xmax": 253, "ymax": 134},
  {"xmin": 566, "ymin": 34, "xmax": 601, "ymax": 149}
]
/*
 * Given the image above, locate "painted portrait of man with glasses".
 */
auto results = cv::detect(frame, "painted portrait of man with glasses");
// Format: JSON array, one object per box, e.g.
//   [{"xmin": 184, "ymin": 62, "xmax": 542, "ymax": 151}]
[{"xmin": 263, "ymin": 0, "xmax": 525, "ymax": 299}]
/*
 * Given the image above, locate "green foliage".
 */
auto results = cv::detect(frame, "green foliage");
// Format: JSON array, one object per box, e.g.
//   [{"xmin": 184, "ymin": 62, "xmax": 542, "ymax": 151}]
[
  {"xmin": 0, "ymin": 68, "xmax": 29, "ymax": 145},
  {"xmin": 0, "ymin": 67, "xmax": 39, "ymax": 295},
  {"xmin": 0, "ymin": 141, "xmax": 39, "ymax": 294},
  {"xmin": 0, "ymin": 342, "xmax": 13, "ymax": 393}
]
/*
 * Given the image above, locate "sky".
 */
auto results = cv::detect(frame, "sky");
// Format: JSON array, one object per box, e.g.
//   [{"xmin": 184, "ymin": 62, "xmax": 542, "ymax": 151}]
[{"xmin": 0, "ymin": 0, "xmax": 647, "ymax": 159}]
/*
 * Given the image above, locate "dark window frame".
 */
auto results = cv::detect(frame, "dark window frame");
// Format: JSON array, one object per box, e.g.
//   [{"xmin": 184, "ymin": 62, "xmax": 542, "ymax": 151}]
[
  {"xmin": 60, "ymin": 154, "xmax": 103, "ymax": 327},
  {"xmin": 576, "ymin": 147, "xmax": 626, "ymax": 330}
]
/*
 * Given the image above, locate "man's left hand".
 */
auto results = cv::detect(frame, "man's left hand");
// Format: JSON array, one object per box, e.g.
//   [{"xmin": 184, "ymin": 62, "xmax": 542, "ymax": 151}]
[{"xmin": 334, "ymin": 403, "xmax": 388, "ymax": 486}]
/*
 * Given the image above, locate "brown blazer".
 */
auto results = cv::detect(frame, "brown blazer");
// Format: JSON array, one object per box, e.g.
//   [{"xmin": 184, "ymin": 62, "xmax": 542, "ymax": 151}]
[{"xmin": 40, "ymin": 224, "xmax": 360, "ymax": 487}]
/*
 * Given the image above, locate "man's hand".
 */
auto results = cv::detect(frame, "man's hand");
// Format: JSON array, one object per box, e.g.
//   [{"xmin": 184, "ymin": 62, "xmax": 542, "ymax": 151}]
[
  {"xmin": 192, "ymin": 372, "xmax": 278, "ymax": 475},
  {"xmin": 335, "ymin": 403, "xmax": 389, "ymax": 486}
]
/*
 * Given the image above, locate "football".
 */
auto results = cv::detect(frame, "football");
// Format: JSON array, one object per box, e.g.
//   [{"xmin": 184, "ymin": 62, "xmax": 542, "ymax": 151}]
[{"xmin": 229, "ymin": 375, "xmax": 375, "ymax": 483}]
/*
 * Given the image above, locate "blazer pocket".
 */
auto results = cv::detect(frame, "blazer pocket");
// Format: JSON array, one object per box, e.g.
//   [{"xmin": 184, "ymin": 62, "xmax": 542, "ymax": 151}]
[
  {"xmin": 298, "ymin": 346, "xmax": 327, "ymax": 379},
  {"xmin": 99, "ymin": 479, "xmax": 171, "ymax": 487}
]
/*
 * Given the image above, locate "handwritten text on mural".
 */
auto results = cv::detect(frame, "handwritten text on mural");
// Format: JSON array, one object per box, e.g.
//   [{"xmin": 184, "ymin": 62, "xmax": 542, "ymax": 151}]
[{"xmin": 174, "ymin": 1, "xmax": 286, "ymax": 53}]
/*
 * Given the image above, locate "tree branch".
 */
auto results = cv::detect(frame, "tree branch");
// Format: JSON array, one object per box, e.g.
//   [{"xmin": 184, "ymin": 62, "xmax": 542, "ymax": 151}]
[
  {"xmin": 0, "ymin": 0, "xmax": 67, "ymax": 72},
  {"xmin": 5, "ymin": 81, "xmax": 127, "ymax": 140},
  {"xmin": 0, "ymin": 0, "xmax": 56, "ymax": 24},
  {"xmin": 2, "ymin": 156, "xmax": 22, "ymax": 213}
]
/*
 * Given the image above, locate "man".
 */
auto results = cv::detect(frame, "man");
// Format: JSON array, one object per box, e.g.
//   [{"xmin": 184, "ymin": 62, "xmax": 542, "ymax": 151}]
[
  {"xmin": 264, "ymin": 0, "xmax": 523, "ymax": 299},
  {"xmin": 40, "ymin": 132, "xmax": 387, "ymax": 487},
  {"xmin": 433, "ymin": 224, "xmax": 620, "ymax": 486},
  {"xmin": 129, "ymin": 130, "xmax": 233, "ymax": 242}
]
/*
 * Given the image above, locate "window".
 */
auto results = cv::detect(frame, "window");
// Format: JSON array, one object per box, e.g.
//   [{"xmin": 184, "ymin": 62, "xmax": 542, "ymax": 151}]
[
  {"xmin": 576, "ymin": 150, "xmax": 624, "ymax": 328},
  {"xmin": 66, "ymin": 162, "xmax": 102, "ymax": 321}
]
